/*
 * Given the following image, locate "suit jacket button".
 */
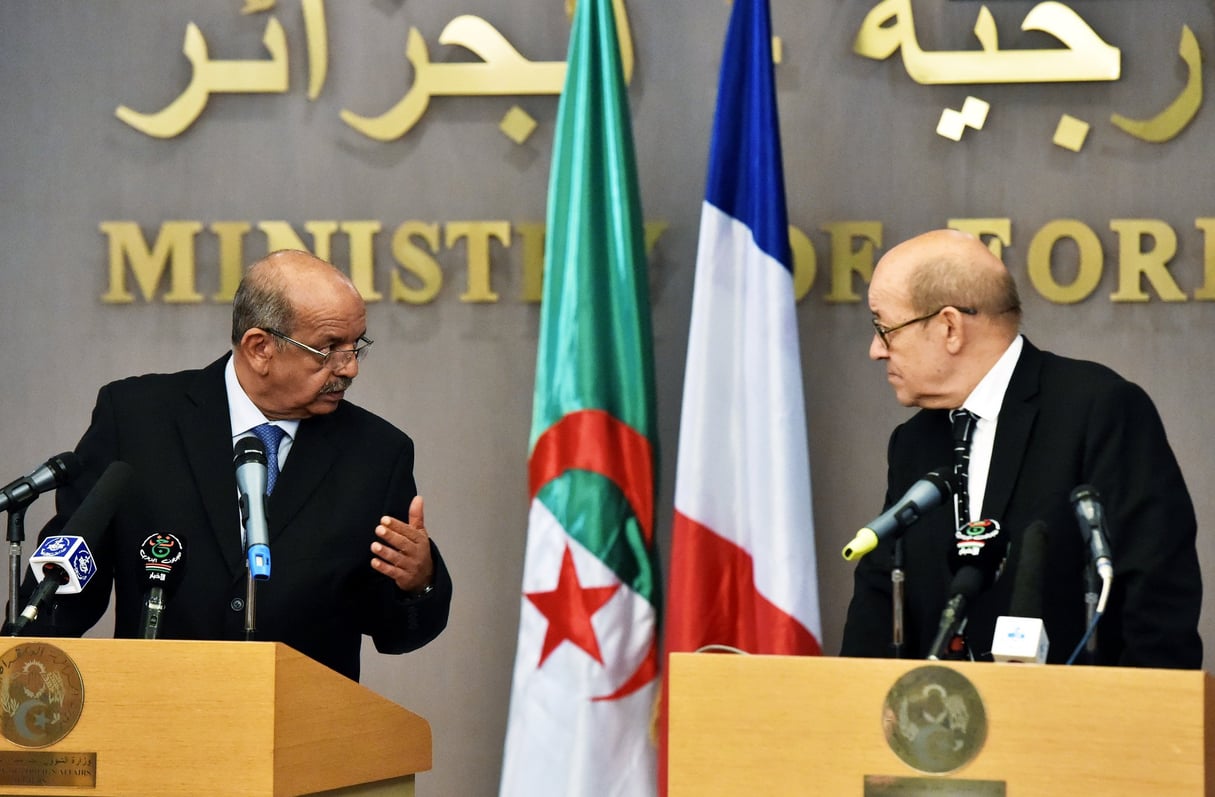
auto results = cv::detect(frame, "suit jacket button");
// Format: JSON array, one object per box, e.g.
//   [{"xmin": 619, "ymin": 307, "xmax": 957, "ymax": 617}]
[{"xmin": 230, "ymin": 598, "xmax": 245, "ymax": 612}]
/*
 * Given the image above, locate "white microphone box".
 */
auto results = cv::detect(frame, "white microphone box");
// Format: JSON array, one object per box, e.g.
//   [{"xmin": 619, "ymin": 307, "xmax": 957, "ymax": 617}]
[
  {"xmin": 992, "ymin": 615, "xmax": 1049, "ymax": 663},
  {"xmin": 30, "ymin": 535, "xmax": 96, "ymax": 593}
]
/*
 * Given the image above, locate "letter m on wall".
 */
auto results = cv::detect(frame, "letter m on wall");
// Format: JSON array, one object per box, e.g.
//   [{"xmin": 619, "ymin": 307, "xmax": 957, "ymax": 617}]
[{"xmin": 100, "ymin": 221, "xmax": 204, "ymax": 303}]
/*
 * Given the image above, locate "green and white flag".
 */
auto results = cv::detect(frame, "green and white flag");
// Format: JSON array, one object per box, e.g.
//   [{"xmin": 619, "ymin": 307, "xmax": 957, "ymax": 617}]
[{"xmin": 498, "ymin": 0, "xmax": 659, "ymax": 794}]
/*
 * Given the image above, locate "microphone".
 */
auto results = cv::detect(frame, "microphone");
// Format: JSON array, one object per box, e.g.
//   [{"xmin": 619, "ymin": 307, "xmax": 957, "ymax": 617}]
[
  {"xmin": 927, "ymin": 518, "xmax": 1008, "ymax": 660},
  {"xmin": 1069, "ymin": 485, "xmax": 1114, "ymax": 584},
  {"xmin": 841, "ymin": 469, "xmax": 953, "ymax": 561},
  {"xmin": 138, "ymin": 532, "xmax": 186, "ymax": 639},
  {"xmin": 992, "ymin": 520, "xmax": 1050, "ymax": 663},
  {"xmin": 12, "ymin": 563, "xmax": 72, "ymax": 637},
  {"xmin": 234, "ymin": 436, "xmax": 271, "ymax": 580},
  {"xmin": 0, "ymin": 452, "xmax": 82, "ymax": 514},
  {"xmin": 10, "ymin": 461, "xmax": 132, "ymax": 635},
  {"xmin": 1067, "ymin": 485, "xmax": 1114, "ymax": 664}
]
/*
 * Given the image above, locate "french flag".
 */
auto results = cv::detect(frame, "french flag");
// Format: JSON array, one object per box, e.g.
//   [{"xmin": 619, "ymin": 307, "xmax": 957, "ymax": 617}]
[{"xmin": 663, "ymin": 0, "xmax": 822, "ymax": 670}]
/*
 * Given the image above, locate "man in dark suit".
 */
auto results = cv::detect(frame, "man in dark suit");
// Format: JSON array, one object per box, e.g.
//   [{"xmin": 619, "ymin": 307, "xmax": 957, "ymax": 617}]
[
  {"xmin": 20, "ymin": 250, "xmax": 451, "ymax": 680},
  {"xmin": 840, "ymin": 229, "xmax": 1201, "ymax": 668}
]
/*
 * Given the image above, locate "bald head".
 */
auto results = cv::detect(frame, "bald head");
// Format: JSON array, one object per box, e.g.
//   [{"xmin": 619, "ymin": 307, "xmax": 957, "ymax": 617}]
[
  {"xmin": 231, "ymin": 250, "xmax": 362, "ymax": 345},
  {"xmin": 868, "ymin": 230, "xmax": 1023, "ymax": 409},
  {"xmin": 878, "ymin": 229, "xmax": 1021, "ymax": 329},
  {"xmin": 230, "ymin": 250, "xmax": 368, "ymax": 420}
]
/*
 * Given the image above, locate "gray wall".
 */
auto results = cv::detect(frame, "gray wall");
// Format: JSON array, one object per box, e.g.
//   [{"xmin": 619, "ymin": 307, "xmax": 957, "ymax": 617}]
[{"xmin": 2, "ymin": 2, "xmax": 1213, "ymax": 794}]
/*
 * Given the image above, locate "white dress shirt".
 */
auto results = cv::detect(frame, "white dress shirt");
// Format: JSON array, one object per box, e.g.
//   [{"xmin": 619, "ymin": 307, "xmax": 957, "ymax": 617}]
[{"xmin": 956, "ymin": 334, "xmax": 1024, "ymax": 523}]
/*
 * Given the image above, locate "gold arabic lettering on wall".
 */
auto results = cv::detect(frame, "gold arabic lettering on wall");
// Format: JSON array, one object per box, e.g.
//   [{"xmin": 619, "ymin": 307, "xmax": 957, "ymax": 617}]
[
  {"xmin": 853, "ymin": 0, "xmax": 1203, "ymax": 148},
  {"xmin": 100, "ymin": 3, "xmax": 1214, "ymax": 309},
  {"xmin": 115, "ymin": 0, "xmax": 635, "ymax": 144},
  {"xmin": 111, "ymin": 1, "xmax": 1205, "ymax": 148}
]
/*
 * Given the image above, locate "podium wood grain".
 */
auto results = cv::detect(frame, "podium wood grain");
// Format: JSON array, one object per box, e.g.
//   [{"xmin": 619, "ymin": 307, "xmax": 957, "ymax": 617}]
[
  {"xmin": 0, "ymin": 638, "xmax": 431, "ymax": 796},
  {"xmin": 668, "ymin": 653, "xmax": 1213, "ymax": 796}
]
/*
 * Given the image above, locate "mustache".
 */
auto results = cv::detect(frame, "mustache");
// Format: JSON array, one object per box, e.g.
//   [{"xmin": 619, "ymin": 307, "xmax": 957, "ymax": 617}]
[{"xmin": 320, "ymin": 376, "xmax": 353, "ymax": 394}]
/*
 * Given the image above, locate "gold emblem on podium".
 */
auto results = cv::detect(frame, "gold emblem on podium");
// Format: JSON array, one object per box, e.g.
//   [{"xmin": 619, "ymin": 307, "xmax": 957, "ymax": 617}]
[
  {"xmin": 0, "ymin": 643, "xmax": 85, "ymax": 748},
  {"xmin": 881, "ymin": 665, "xmax": 987, "ymax": 774}
]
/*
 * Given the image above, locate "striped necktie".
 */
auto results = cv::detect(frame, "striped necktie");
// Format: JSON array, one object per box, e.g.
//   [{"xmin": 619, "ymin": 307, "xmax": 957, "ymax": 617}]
[{"xmin": 949, "ymin": 409, "xmax": 978, "ymax": 524}]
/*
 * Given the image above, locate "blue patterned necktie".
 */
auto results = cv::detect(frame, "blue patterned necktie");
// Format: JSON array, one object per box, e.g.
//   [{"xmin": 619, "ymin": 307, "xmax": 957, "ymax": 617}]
[{"xmin": 251, "ymin": 423, "xmax": 286, "ymax": 495}]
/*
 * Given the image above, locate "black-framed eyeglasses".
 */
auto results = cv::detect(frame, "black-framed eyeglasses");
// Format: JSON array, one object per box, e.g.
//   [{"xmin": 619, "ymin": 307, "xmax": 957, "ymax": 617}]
[
  {"xmin": 263, "ymin": 328, "xmax": 373, "ymax": 370},
  {"xmin": 871, "ymin": 306, "xmax": 977, "ymax": 348}
]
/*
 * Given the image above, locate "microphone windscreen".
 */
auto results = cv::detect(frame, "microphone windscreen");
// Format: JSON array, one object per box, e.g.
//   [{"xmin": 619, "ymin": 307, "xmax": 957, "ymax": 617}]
[
  {"xmin": 29, "ymin": 461, "xmax": 132, "ymax": 593},
  {"xmin": 948, "ymin": 519, "xmax": 1009, "ymax": 589},
  {"xmin": 1009, "ymin": 520, "xmax": 1049, "ymax": 618},
  {"xmin": 67, "ymin": 461, "xmax": 133, "ymax": 540},
  {"xmin": 139, "ymin": 532, "xmax": 186, "ymax": 592},
  {"xmin": 947, "ymin": 566, "xmax": 987, "ymax": 601}
]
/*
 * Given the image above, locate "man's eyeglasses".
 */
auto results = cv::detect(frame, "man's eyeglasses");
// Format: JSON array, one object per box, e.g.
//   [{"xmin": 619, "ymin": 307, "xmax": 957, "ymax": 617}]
[
  {"xmin": 871, "ymin": 306, "xmax": 977, "ymax": 348},
  {"xmin": 263, "ymin": 328, "xmax": 373, "ymax": 370}
]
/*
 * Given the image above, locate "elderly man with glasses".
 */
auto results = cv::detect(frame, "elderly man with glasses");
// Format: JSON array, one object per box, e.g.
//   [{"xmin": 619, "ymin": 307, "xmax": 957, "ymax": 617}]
[
  {"xmin": 841, "ymin": 229, "xmax": 1201, "ymax": 669},
  {"xmin": 17, "ymin": 249, "xmax": 451, "ymax": 681}
]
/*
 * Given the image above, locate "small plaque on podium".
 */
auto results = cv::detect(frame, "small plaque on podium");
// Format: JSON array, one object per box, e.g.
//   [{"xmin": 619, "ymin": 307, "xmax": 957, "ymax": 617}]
[
  {"xmin": 864, "ymin": 775, "xmax": 1005, "ymax": 796},
  {"xmin": 0, "ymin": 751, "xmax": 96, "ymax": 787}
]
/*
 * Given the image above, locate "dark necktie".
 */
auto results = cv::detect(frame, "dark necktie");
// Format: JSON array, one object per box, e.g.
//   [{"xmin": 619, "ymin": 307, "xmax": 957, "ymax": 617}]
[
  {"xmin": 251, "ymin": 423, "xmax": 286, "ymax": 495},
  {"xmin": 949, "ymin": 409, "xmax": 978, "ymax": 524}
]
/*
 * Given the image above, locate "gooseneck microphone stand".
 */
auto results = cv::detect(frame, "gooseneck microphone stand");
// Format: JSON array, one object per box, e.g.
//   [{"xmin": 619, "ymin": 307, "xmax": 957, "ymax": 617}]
[
  {"xmin": 891, "ymin": 538, "xmax": 905, "ymax": 658},
  {"xmin": 6, "ymin": 507, "xmax": 27, "ymax": 628},
  {"xmin": 1081, "ymin": 564, "xmax": 1100, "ymax": 664}
]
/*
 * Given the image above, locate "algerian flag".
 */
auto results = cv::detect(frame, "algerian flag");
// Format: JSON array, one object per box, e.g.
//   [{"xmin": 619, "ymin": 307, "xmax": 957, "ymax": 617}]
[{"xmin": 498, "ymin": 0, "xmax": 659, "ymax": 795}]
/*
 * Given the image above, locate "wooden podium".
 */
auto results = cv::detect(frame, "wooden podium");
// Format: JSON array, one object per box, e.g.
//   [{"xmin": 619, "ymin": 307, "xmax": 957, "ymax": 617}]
[
  {"xmin": 668, "ymin": 653, "xmax": 1215, "ymax": 796},
  {"xmin": 0, "ymin": 638, "xmax": 431, "ymax": 796}
]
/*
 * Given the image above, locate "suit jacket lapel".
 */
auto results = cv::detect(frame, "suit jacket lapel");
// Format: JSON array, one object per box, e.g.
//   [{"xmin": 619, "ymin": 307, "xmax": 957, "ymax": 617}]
[
  {"xmin": 982, "ymin": 339, "xmax": 1042, "ymax": 521},
  {"xmin": 178, "ymin": 355, "xmax": 246, "ymax": 578},
  {"xmin": 268, "ymin": 409, "xmax": 342, "ymax": 536}
]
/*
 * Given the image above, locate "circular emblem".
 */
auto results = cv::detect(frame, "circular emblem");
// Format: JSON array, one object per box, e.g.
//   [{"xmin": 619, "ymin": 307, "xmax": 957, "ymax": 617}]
[
  {"xmin": 881, "ymin": 665, "xmax": 986, "ymax": 773},
  {"xmin": 0, "ymin": 643, "xmax": 85, "ymax": 748},
  {"xmin": 954, "ymin": 518, "xmax": 1002, "ymax": 555},
  {"xmin": 139, "ymin": 532, "xmax": 185, "ymax": 573}
]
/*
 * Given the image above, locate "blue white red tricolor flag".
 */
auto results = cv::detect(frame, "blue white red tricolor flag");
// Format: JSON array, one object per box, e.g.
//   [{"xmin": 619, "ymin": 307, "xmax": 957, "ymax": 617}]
[{"xmin": 661, "ymin": 0, "xmax": 822, "ymax": 786}]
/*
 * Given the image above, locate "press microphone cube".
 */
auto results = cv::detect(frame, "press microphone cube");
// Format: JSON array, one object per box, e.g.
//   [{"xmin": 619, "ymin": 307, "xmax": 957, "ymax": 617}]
[
  {"xmin": 30, "ymin": 535, "xmax": 96, "ymax": 594},
  {"xmin": 992, "ymin": 615, "xmax": 1049, "ymax": 663}
]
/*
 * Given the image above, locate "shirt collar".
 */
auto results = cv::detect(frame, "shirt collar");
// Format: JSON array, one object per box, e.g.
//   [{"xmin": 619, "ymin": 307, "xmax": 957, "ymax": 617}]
[
  {"xmin": 961, "ymin": 334, "xmax": 1023, "ymax": 421},
  {"xmin": 224, "ymin": 355, "xmax": 300, "ymax": 441}
]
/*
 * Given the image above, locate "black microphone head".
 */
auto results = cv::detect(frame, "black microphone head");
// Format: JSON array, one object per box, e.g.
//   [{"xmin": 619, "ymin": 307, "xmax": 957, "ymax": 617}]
[
  {"xmin": 1069, "ymin": 484, "xmax": 1103, "ymax": 542},
  {"xmin": 65, "ymin": 461, "xmax": 133, "ymax": 542},
  {"xmin": 925, "ymin": 467, "xmax": 955, "ymax": 494},
  {"xmin": 1069, "ymin": 484, "xmax": 1100, "ymax": 505},
  {"xmin": 1008, "ymin": 520, "xmax": 1049, "ymax": 618},
  {"xmin": 139, "ymin": 532, "xmax": 186, "ymax": 592},
  {"xmin": 0, "ymin": 451, "xmax": 85, "ymax": 513},
  {"xmin": 949, "ymin": 518, "xmax": 1009, "ymax": 591},
  {"xmin": 946, "ymin": 565, "xmax": 988, "ymax": 601},
  {"xmin": 234, "ymin": 436, "xmax": 267, "ymax": 467},
  {"xmin": 39, "ymin": 452, "xmax": 82, "ymax": 489}
]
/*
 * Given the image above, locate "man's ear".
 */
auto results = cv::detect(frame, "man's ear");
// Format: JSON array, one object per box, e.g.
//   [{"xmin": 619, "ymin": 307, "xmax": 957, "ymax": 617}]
[
  {"xmin": 238, "ymin": 328, "xmax": 276, "ymax": 375},
  {"xmin": 940, "ymin": 307, "xmax": 967, "ymax": 355}
]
